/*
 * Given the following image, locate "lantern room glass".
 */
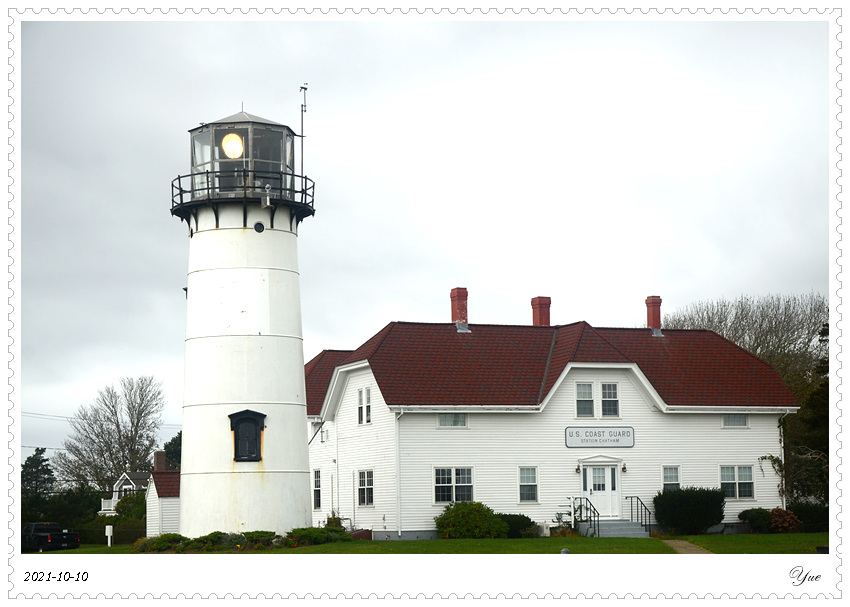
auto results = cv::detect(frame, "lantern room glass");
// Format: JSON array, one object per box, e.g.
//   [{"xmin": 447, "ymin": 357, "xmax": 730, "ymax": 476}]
[{"xmin": 190, "ymin": 122, "xmax": 295, "ymax": 199}]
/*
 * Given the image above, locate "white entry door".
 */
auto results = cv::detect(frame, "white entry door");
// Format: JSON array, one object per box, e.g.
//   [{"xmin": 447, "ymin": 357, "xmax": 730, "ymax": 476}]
[{"xmin": 583, "ymin": 465, "xmax": 620, "ymax": 518}]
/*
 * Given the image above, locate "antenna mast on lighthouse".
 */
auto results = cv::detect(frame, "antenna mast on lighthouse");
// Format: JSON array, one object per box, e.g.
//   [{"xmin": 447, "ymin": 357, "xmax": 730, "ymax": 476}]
[{"xmin": 300, "ymin": 83, "xmax": 307, "ymax": 182}]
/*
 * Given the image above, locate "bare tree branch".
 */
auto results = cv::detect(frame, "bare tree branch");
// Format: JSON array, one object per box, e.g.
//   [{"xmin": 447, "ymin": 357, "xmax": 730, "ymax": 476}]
[
  {"xmin": 52, "ymin": 376, "xmax": 165, "ymax": 492},
  {"xmin": 663, "ymin": 293, "xmax": 827, "ymax": 404}
]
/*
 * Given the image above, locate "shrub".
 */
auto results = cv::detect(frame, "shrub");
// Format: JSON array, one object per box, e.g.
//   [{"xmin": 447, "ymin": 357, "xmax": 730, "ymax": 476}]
[
  {"xmin": 115, "ymin": 491, "xmax": 147, "ymax": 520},
  {"xmin": 652, "ymin": 487, "xmax": 725, "ymax": 535},
  {"xmin": 243, "ymin": 530, "xmax": 278, "ymax": 548},
  {"xmin": 549, "ymin": 525, "xmax": 579, "ymax": 538},
  {"xmin": 769, "ymin": 508, "xmax": 803, "ymax": 534},
  {"xmin": 497, "ymin": 513, "xmax": 536, "ymax": 539},
  {"xmin": 434, "ymin": 501, "xmax": 509, "ymax": 539},
  {"xmin": 788, "ymin": 501, "xmax": 829, "ymax": 533},
  {"xmin": 738, "ymin": 508, "xmax": 771, "ymax": 533},
  {"xmin": 326, "ymin": 510, "xmax": 344, "ymax": 529},
  {"xmin": 285, "ymin": 526, "xmax": 352, "ymax": 546},
  {"xmin": 183, "ymin": 530, "xmax": 236, "ymax": 552},
  {"xmin": 132, "ymin": 533, "xmax": 187, "ymax": 553},
  {"xmin": 78, "ymin": 514, "xmax": 146, "ymax": 545}
]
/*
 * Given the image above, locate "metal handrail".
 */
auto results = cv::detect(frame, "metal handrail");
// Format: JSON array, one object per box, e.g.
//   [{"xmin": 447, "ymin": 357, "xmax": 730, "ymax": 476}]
[
  {"xmin": 572, "ymin": 497, "xmax": 600, "ymax": 537},
  {"xmin": 170, "ymin": 169, "xmax": 315, "ymax": 219},
  {"xmin": 625, "ymin": 495, "xmax": 653, "ymax": 534}
]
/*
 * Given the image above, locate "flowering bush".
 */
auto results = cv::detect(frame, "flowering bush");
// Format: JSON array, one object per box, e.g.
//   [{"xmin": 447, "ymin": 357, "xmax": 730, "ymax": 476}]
[
  {"xmin": 769, "ymin": 508, "xmax": 803, "ymax": 533},
  {"xmin": 434, "ymin": 501, "xmax": 509, "ymax": 539}
]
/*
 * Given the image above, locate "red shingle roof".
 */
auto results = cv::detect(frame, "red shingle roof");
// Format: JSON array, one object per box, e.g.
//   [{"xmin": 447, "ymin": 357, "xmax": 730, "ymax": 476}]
[
  {"xmin": 306, "ymin": 321, "xmax": 798, "ymax": 411},
  {"xmin": 305, "ymin": 349, "xmax": 354, "ymax": 415},
  {"xmin": 150, "ymin": 471, "xmax": 180, "ymax": 498}
]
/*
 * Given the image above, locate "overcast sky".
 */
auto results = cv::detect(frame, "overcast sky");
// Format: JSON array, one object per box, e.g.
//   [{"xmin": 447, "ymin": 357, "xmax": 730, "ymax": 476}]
[{"xmin": 14, "ymin": 14, "xmax": 833, "ymax": 464}]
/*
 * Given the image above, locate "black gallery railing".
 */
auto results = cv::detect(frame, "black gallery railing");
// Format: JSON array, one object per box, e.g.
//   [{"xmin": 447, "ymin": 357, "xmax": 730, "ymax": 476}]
[{"xmin": 171, "ymin": 169, "xmax": 315, "ymax": 219}]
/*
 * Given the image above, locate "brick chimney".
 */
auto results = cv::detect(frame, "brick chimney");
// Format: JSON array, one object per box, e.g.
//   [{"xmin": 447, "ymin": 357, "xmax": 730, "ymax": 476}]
[
  {"xmin": 531, "ymin": 296, "xmax": 551, "ymax": 326},
  {"xmin": 153, "ymin": 450, "xmax": 167, "ymax": 472},
  {"xmin": 450, "ymin": 287, "xmax": 471, "ymax": 333},
  {"xmin": 646, "ymin": 295, "xmax": 662, "ymax": 332}
]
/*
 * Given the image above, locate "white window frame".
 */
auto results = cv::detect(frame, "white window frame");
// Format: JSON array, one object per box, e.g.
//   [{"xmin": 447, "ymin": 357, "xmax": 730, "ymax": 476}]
[
  {"xmin": 720, "ymin": 465, "xmax": 755, "ymax": 500},
  {"xmin": 357, "ymin": 387, "xmax": 372, "ymax": 425},
  {"xmin": 601, "ymin": 382, "xmax": 619, "ymax": 417},
  {"xmin": 358, "ymin": 469, "xmax": 374, "ymax": 506},
  {"xmin": 662, "ymin": 465, "xmax": 680, "ymax": 492},
  {"xmin": 433, "ymin": 466, "xmax": 474, "ymax": 504},
  {"xmin": 437, "ymin": 413, "xmax": 468, "ymax": 428},
  {"xmin": 722, "ymin": 414, "xmax": 749, "ymax": 428},
  {"xmin": 313, "ymin": 470, "xmax": 321, "ymax": 510},
  {"xmin": 575, "ymin": 382, "xmax": 594, "ymax": 418},
  {"xmin": 518, "ymin": 466, "xmax": 538, "ymax": 503}
]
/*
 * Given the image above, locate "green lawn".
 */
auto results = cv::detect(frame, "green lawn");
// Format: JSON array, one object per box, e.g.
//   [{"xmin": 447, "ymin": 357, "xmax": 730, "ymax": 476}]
[
  {"xmin": 676, "ymin": 532, "xmax": 828, "ymax": 554},
  {"xmin": 278, "ymin": 536, "xmax": 677, "ymax": 554},
  {"xmin": 40, "ymin": 532, "xmax": 827, "ymax": 555}
]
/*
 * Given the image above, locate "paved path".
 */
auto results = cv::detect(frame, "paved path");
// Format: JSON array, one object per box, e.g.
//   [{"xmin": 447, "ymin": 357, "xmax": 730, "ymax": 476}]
[{"xmin": 662, "ymin": 539, "xmax": 713, "ymax": 554}]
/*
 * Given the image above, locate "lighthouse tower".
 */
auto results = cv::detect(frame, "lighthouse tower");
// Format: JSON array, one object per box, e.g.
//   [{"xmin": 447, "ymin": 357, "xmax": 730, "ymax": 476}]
[{"xmin": 170, "ymin": 111, "xmax": 314, "ymax": 537}]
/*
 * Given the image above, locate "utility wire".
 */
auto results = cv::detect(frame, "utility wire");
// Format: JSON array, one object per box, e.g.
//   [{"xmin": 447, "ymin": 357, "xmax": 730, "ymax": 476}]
[{"xmin": 22, "ymin": 411, "xmax": 181, "ymax": 430}]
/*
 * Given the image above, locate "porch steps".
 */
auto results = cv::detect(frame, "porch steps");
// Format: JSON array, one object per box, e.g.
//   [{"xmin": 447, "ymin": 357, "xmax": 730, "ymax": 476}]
[{"xmin": 580, "ymin": 519, "xmax": 651, "ymax": 538}]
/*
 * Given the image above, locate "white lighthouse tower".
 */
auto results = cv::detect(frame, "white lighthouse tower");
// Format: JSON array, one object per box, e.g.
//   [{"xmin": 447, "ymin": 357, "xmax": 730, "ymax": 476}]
[{"xmin": 171, "ymin": 111, "xmax": 314, "ymax": 537}]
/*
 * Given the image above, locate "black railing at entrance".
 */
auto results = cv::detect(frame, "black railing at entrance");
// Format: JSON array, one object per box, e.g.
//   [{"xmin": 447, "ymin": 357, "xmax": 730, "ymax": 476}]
[
  {"xmin": 573, "ymin": 497, "xmax": 600, "ymax": 538},
  {"xmin": 625, "ymin": 495, "xmax": 653, "ymax": 535}
]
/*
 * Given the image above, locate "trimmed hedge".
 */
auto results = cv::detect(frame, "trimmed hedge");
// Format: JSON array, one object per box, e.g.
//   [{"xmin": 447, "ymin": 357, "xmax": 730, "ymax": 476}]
[
  {"xmin": 284, "ymin": 526, "xmax": 352, "ymax": 546},
  {"xmin": 788, "ymin": 501, "xmax": 829, "ymax": 533},
  {"xmin": 434, "ymin": 501, "xmax": 509, "ymax": 539},
  {"xmin": 497, "ymin": 513, "xmax": 537, "ymax": 539},
  {"xmin": 738, "ymin": 508, "xmax": 771, "ymax": 533},
  {"xmin": 653, "ymin": 487, "xmax": 725, "ymax": 535}
]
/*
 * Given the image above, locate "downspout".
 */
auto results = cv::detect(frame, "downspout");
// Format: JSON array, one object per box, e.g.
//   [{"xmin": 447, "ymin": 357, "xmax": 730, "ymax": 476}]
[
  {"xmin": 778, "ymin": 411, "xmax": 790, "ymax": 510},
  {"xmin": 395, "ymin": 410, "xmax": 404, "ymax": 539},
  {"xmin": 335, "ymin": 429, "xmax": 340, "ymax": 516}
]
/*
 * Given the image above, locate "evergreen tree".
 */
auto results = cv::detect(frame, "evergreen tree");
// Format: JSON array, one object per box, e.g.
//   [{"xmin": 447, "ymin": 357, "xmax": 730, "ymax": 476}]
[
  {"xmin": 21, "ymin": 448, "xmax": 56, "ymax": 522},
  {"xmin": 21, "ymin": 448, "xmax": 55, "ymax": 501},
  {"xmin": 163, "ymin": 431, "xmax": 181, "ymax": 470}
]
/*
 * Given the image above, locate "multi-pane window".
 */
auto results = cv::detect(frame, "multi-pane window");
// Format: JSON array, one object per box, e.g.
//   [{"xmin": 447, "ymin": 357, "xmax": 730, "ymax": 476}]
[
  {"xmin": 601, "ymin": 383, "xmax": 619, "ymax": 417},
  {"xmin": 576, "ymin": 383, "xmax": 594, "ymax": 417},
  {"xmin": 434, "ymin": 467, "xmax": 473, "ymax": 503},
  {"xmin": 313, "ymin": 470, "xmax": 321, "ymax": 509},
  {"xmin": 358, "ymin": 470, "xmax": 374, "ymax": 506},
  {"xmin": 662, "ymin": 466, "xmax": 680, "ymax": 492},
  {"xmin": 721, "ymin": 466, "xmax": 754, "ymax": 499},
  {"xmin": 722, "ymin": 414, "xmax": 748, "ymax": 428},
  {"xmin": 519, "ymin": 467, "xmax": 538, "ymax": 502},
  {"xmin": 358, "ymin": 388, "xmax": 371, "ymax": 425},
  {"xmin": 592, "ymin": 467, "xmax": 606, "ymax": 491},
  {"xmin": 438, "ymin": 413, "xmax": 467, "ymax": 427}
]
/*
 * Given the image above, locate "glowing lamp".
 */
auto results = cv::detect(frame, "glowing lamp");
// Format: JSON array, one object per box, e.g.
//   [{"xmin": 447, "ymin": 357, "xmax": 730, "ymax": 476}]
[{"xmin": 221, "ymin": 133, "xmax": 244, "ymax": 159}]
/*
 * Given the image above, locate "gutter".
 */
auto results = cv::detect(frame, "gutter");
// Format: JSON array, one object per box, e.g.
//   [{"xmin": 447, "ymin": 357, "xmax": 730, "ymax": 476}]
[{"xmin": 395, "ymin": 410, "xmax": 404, "ymax": 539}]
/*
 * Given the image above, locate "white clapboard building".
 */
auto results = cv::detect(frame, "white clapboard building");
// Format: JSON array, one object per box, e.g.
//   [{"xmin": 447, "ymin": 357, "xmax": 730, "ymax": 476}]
[
  {"xmin": 305, "ymin": 290, "xmax": 799, "ymax": 539},
  {"xmin": 145, "ymin": 452, "xmax": 180, "ymax": 538}
]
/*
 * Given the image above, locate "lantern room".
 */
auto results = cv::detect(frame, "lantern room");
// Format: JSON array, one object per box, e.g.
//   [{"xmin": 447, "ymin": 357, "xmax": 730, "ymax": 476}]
[{"xmin": 171, "ymin": 111, "xmax": 315, "ymax": 223}]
